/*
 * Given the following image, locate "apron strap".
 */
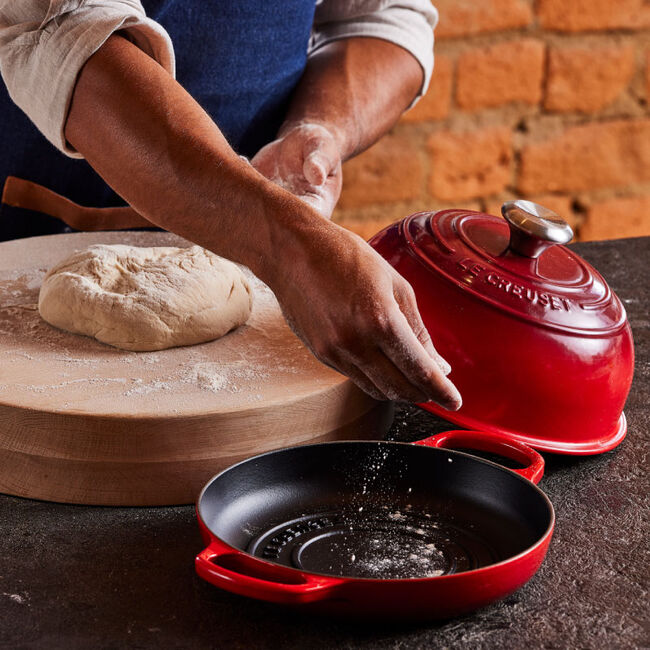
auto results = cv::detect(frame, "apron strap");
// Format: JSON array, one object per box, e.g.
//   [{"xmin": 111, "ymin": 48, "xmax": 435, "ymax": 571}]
[{"xmin": 1, "ymin": 176, "xmax": 151, "ymax": 231}]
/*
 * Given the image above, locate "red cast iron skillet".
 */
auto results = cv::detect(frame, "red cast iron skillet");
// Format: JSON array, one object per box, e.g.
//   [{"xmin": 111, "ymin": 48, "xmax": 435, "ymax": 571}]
[{"xmin": 196, "ymin": 431, "xmax": 554, "ymax": 620}]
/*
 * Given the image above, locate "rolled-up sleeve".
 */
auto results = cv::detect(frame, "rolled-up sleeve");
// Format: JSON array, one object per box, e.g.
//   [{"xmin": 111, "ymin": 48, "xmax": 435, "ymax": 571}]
[
  {"xmin": 310, "ymin": 0, "xmax": 438, "ymax": 107},
  {"xmin": 0, "ymin": 0, "xmax": 175, "ymax": 158}
]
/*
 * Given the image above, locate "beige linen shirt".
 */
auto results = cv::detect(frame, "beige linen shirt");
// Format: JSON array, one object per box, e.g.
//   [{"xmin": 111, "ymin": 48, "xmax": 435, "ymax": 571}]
[{"xmin": 0, "ymin": 0, "xmax": 437, "ymax": 157}]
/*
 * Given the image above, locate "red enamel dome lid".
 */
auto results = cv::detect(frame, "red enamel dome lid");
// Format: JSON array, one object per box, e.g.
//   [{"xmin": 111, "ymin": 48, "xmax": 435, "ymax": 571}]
[{"xmin": 402, "ymin": 200, "xmax": 627, "ymax": 336}]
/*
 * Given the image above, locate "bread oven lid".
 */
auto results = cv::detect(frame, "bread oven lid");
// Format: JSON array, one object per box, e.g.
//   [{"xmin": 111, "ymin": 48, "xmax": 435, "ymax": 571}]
[{"xmin": 402, "ymin": 200, "xmax": 626, "ymax": 335}]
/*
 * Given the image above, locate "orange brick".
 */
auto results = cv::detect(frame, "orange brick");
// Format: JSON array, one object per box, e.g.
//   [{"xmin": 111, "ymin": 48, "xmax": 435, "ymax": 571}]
[
  {"xmin": 582, "ymin": 195, "xmax": 650, "ymax": 240},
  {"xmin": 435, "ymin": 0, "xmax": 532, "ymax": 39},
  {"xmin": 519, "ymin": 119, "xmax": 650, "ymax": 194},
  {"xmin": 483, "ymin": 198, "xmax": 508, "ymax": 218},
  {"xmin": 545, "ymin": 44, "xmax": 635, "ymax": 113},
  {"xmin": 428, "ymin": 127, "xmax": 512, "ymax": 201},
  {"xmin": 338, "ymin": 134, "xmax": 424, "ymax": 209},
  {"xmin": 402, "ymin": 56, "xmax": 453, "ymax": 123},
  {"xmin": 646, "ymin": 50, "xmax": 650, "ymax": 103},
  {"xmin": 456, "ymin": 40, "xmax": 545, "ymax": 111},
  {"xmin": 537, "ymin": 0, "xmax": 650, "ymax": 32}
]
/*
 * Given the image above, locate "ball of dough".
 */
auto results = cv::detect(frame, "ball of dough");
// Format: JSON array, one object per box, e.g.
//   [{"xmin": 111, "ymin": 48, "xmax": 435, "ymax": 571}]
[{"xmin": 38, "ymin": 244, "xmax": 253, "ymax": 351}]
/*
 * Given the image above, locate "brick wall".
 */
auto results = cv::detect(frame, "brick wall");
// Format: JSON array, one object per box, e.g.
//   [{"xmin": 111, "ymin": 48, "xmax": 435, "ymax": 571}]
[{"xmin": 332, "ymin": 0, "xmax": 650, "ymax": 242}]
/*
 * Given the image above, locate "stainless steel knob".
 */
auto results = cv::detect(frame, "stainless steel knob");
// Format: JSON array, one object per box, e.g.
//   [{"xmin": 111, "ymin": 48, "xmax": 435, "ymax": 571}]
[{"xmin": 502, "ymin": 200, "xmax": 573, "ymax": 258}]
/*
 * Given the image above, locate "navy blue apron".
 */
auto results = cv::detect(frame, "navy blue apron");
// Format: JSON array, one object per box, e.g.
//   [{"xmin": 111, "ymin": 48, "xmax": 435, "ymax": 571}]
[{"xmin": 0, "ymin": 1, "xmax": 316, "ymax": 241}]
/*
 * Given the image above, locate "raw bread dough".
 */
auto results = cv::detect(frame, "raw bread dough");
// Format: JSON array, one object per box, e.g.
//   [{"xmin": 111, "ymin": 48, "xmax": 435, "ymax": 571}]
[{"xmin": 38, "ymin": 244, "xmax": 253, "ymax": 351}]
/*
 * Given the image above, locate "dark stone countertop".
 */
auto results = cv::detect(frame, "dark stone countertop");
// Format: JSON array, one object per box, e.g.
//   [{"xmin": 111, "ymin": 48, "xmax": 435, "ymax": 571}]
[{"xmin": 1, "ymin": 237, "xmax": 648, "ymax": 650}]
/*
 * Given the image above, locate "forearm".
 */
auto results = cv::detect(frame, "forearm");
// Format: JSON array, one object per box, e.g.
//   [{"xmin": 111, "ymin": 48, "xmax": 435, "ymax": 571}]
[
  {"xmin": 64, "ymin": 34, "xmax": 320, "ymax": 285},
  {"xmin": 280, "ymin": 38, "xmax": 423, "ymax": 161}
]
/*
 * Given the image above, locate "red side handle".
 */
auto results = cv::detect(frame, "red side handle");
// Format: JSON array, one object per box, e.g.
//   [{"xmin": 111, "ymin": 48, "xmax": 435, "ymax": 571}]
[
  {"xmin": 195, "ymin": 537, "xmax": 344, "ymax": 604},
  {"xmin": 414, "ymin": 430, "xmax": 545, "ymax": 484}
]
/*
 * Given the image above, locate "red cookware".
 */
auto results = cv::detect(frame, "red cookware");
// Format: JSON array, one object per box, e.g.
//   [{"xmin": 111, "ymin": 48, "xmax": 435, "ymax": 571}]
[
  {"xmin": 195, "ymin": 431, "xmax": 554, "ymax": 620},
  {"xmin": 369, "ymin": 200, "xmax": 634, "ymax": 454}
]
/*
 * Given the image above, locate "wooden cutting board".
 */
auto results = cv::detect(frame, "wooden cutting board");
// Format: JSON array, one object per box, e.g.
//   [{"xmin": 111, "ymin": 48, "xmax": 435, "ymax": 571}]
[{"xmin": 0, "ymin": 231, "xmax": 392, "ymax": 505}]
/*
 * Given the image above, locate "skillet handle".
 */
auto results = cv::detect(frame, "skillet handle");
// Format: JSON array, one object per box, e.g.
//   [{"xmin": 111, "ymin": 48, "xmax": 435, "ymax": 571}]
[
  {"xmin": 195, "ymin": 537, "xmax": 344, "ymax": 604},
  {"xmin": 414, "ymin": 430, "xmax": 544, "ymax": 484}
]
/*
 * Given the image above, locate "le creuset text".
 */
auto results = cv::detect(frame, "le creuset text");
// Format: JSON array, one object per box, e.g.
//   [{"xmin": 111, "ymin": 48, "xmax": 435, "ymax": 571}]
[{"xmin": 458, "ymin": 258, "xmax": 572, "ymax": 312}]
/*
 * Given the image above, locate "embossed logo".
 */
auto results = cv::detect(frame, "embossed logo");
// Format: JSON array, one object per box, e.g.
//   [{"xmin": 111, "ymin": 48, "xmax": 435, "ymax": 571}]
[{"xmin": 458, "ymin": 259, "xmax": 571, "ymax": 311}]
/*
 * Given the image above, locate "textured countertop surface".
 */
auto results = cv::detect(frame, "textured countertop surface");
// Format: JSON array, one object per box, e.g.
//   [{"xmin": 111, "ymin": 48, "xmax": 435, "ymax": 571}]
[{"xmin": 1, "ymin": 237, "xmax": 648, "ymax": 650}]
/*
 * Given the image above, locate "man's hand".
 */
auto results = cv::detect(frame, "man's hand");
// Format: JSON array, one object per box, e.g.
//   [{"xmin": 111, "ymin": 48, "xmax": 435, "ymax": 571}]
[
  {"xmin": 251, "ymin": 123, "xmax": 342, "ymax": 219},
  {"xmin": 270, "ymin": 219, "xmax": 462, "ymax": 409}
]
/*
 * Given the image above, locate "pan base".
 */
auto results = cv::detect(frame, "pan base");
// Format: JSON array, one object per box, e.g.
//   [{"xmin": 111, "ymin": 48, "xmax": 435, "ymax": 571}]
[{"xmin": 247, "ymin": 508, "xmax": 501, "ymax": 580}]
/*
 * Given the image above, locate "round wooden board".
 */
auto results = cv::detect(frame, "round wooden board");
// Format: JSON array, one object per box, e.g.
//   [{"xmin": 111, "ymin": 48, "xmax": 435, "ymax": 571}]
[{"xmin": 0, "ymin": 231, "xmax": 392, "ymax": 505}]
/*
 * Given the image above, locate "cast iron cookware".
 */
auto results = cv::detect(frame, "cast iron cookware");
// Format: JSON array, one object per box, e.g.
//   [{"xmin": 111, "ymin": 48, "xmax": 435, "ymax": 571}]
[
  {"xmin": 369, "ymin": 201, "xmax": 634, "ymax": 454},
  {"xmin": 196, "ymin": 431, "xmax": 554, "ymax": 620}
]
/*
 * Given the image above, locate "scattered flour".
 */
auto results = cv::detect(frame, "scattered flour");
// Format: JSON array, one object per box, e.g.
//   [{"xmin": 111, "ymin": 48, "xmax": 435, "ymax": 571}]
[
  {"xmin": 13, "ymin": 377, "xmax": 128, "ymax": 394},
  {"xmin": 183, "ymin": 364, "xmax": 228, "ymax": 393},
  {"xmin": 124, "ymin": 379, "xmax": 174, "ymax": 397},
  {"xmin": 324, "ymin": 511, "xmax": 448, "ymax": 579},
  {"xmin": 2, "ymin": 592, "xmax": 28, "ymax": 605}
]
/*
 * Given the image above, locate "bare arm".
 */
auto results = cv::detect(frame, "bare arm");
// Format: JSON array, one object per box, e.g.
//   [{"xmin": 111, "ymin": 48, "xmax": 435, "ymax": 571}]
[
  {"xmin": 283, "ymin": 38, "xmax": 423, "ymax": 159},
  {"xmin": 65, "ymin": 34, "xmax": 461, "ymax": 409},
  {"xmin": 251, "ymin": 38, "xmax": 424, "ymax": 217}
]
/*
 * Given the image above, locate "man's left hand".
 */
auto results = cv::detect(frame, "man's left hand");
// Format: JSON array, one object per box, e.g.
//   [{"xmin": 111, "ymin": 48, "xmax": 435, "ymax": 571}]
[{"xmin": 251, "ymin": 123, "xmax": 342, "ymax": 219}]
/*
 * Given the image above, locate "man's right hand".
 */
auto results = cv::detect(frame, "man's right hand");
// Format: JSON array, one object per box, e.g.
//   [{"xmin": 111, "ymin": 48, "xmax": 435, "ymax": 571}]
[{"xmin": 267, "ymin": 218, "xmax": 462, "ymax": 408}]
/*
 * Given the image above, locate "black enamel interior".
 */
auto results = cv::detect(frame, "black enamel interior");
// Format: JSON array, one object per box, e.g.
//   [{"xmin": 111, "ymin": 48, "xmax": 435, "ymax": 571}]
[{"xmin": 198, "ymin": 442, "xmax": 553, "ymax": 580}]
